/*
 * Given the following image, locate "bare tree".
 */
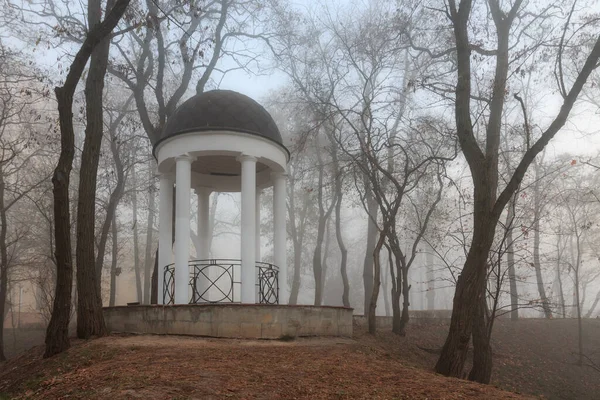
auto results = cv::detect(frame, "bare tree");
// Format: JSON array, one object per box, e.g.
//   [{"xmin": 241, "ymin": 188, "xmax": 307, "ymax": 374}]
[
  {"xmin": 45, "ymin": 0, "xmax": 130, "ymax": 357},
  {"xmin": 411, "ymin": 0, "xmax": 600, "ymax": 382}
]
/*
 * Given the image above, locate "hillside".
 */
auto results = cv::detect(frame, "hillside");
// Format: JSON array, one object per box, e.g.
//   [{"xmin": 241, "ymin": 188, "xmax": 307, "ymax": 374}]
[
  {"xmin": 1, "ymin": 318, "xmax": 598, "ymax": 399},
  {"xmin": 0, "ymin": 334, "xmax": 529, "ymax": 400}
]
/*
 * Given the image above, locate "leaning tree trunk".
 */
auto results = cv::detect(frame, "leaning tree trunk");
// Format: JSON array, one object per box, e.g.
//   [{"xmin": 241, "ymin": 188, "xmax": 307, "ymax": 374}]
[
  {"xmin": 75, "ymin": 0, "xmax": 118, "ymax": 339},
  {"xmin": 109, "ymin": 213, "xmax": 118, "ymax": 307},
  {"xmin": 45, "ymin": 0, "xmax": 130, "ymax": 357}
]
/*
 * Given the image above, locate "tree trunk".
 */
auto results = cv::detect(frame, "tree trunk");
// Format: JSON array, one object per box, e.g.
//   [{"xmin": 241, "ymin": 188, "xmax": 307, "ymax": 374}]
[
  {"xmin": 363, "ymin": 193, "xmax": 377, "ymax": 315},
  {"xmin": 312, "ymin": 144, "xmax": 334, "ymax": 306},
  {"xmin": 426, "ymin": 244, "xmax": 435, "ymax": 311},
  {"xmin": 381, "ymin": 250, "xmax": 391, "ymax": 317},
  {"xmin": 288, "ymin": 177, "xmax": 306, "ymax": 305},
  {"xmin": 398, "ymin": 258, "xmax": 410, "ymax": 336},
  {"xmin": 390, "ymin": 246, "xmax": 402, "ymax": 334},
  {"xmin": 44, "ymin": 0, "xmax": 130, "ymax": 358},
  {"xmin": 75, "ymin": 0, "xmax": 116, "ymax": 339},
  {"xmin": 532, "ymin": 163, "xmax": 552, "ymax": 318},
  {"xmin": 368, "ymin": 232, "xmax": 385, "ymax": 334},
  {"xmin": 333, "ymin": 157, "xmax": 349, "ymax": 308},
  {"xmin": 0, "ymin": 167, "xmax": 8, "ymax": 361},
  {"xmin": 109, "ymin": 213, "xmax": 118, "ymax": 307},
  {"xmin": 143, "ymin": 174, "xmax": 156, "ymax": 304},
  {"xmin": 435, "ymin": 189, "xmax": 497, "ymax": 378},
  {"xmin": 506, "ymin": 199, "xmax": 519, "ymax": 320},
  {"xmin": 150, "ymin": 248, "xmax": 158, "ymax": 304},
  {"xmin": 556, "ymin": 236, "xmax": 566, "ymax": 318},
  {"xmin": 131, "ymin": 161, "xmax": 143, "ymax": 302},
  {"xmin": 468, "ymin": 294, "xmax": 493, "ymax": 383},
  {"xmin": 94, "ymin": 129, "xmax": 125, "ymax": 293}
]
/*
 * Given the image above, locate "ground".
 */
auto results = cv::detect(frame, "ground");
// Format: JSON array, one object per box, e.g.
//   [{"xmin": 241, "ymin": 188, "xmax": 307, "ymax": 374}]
[{"xmin": 0, "ymin": 318, "xmax": 598, "ymax": 399}]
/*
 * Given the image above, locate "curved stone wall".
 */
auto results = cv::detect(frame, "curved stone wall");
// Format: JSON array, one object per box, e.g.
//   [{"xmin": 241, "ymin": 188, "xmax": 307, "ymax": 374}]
[{"xmin": 103, "ymin": 304, "xmax": 353, "ymax": 339}]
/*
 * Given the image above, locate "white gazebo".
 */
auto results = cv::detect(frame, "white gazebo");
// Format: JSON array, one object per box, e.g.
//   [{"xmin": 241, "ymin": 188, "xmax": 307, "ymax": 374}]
[{"xmin": 154, "ymin": 90, "xmax": 289, "ymax": 305}]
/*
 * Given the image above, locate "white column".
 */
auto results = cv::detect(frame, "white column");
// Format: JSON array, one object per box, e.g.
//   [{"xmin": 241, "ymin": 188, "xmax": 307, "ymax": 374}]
[
  {"xmin": 195, "ymin": 187, "xmax": 211, "ymax": 302},
  {"xmin": 174, "ymin": 155, "xmax": 193, "ymax": 304},
  {"xmin": 158, "ymin": 174, "xmax": 174, "ymax": 304},
  {"xmin": 196, "ymin": 188, "xmax": 211, "ymax": 259},
  {"xmin": 273, "ymin": 173, "xmax": 288, "ymax": 304},
  {"xmin": 239, "ymin": 155, "xmax": 257, "ymax": 303},
  {"xmin": 255, "ymin": 190, "xmax": 261, "ymax": 261}
]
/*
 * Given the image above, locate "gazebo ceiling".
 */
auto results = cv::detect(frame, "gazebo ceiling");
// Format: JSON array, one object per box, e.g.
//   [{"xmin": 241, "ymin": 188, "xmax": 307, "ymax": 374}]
[
  {"xmin": 159, "ymin": 89, "xmax": 283, "ymax": 145},
  {"xmin": 191, "ymin": 156, "xmax": 268, "ymax": 177}
]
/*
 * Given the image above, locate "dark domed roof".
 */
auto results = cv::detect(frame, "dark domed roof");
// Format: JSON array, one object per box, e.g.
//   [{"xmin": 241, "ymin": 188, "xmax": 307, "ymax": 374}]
[{"xmin": 158, "ymin": 90, "xmax": 282, "ymax": 145}]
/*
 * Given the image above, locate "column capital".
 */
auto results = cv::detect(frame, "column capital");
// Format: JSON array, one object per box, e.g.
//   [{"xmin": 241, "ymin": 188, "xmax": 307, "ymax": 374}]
[
  {"xmin": 193, "ymin": 186, "xmax": 213, "ymax": 196},
  {"xmin": 175, "ymin": 153, "xmax": 195, "ymax": 162},
  {"xmin": 270, "ymin": 171, "xmax": 288, "ymax": 180},
  {"xmin": 158, "ymin": 172, "xmax": 175, "ymax": 181},
  {"xmin": 237, "ymin": 154, "xmax": 258, "ymax": 163}
]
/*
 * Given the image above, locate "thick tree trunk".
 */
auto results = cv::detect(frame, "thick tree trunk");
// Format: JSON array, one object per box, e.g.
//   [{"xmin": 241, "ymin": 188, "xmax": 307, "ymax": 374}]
[
  {"xmin": 363, "ymin": 194, "xmax": 377, "ymax": 315},
  {"xmin": 143, "ymin": 175, "xmax": 156, "ymax": 304},
  {"xmin": 435, "ymin": 189, "xmax": 497, "ymax": 378},
  {"xmin": 131, "ymin": 161, "xmax": 143, "ymax": 302},
  {"xmin": 469, "ymin": 295, "xmax": 493, "ymax": 383},
  {"xmin": 75, "ymin": 0, "xmax": 116, "ymax": 339},
  {"xmin": 506, "ymin": 200, "xmax": 519, "ymax": 320},
  {"xmin": 44, "ymin": 0, "xmax": 130, "ymax": 358},
  {"xmin": 109, "ymin": 214, "xmax": 118, "ymax": 307}
]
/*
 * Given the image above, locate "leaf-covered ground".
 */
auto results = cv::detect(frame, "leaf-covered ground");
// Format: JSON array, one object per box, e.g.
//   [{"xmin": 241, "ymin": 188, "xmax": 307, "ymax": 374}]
[
  {"xmin": 0, "ymin": 334, "xmax": 531, "ymax": 399},
  {"xmin": 355, "ymin": 318, "xmax": 600, "ymax": 400}
]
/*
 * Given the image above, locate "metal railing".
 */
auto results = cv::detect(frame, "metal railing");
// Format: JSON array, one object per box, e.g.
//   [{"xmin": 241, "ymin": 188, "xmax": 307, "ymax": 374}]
[{"xmin": 163, "ymin": 259, "xmax": 279, "ymax": 305}]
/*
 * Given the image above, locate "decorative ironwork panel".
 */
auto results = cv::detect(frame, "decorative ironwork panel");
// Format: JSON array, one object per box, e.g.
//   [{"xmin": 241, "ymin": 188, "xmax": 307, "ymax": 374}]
[
  {"xmin": 190, "ymin": 259, "xmax": 240, "ymax": 303},
  {"xmin": 163, "ymin": 264, "xmax": 175, "ymax": 305},
  {"xmin": 256, "ymin": 262, "xmax": 279, "ymax": 305},
  {"xmin": 162, "ymin": 259, "xmax": 279, "ymax": 305}
]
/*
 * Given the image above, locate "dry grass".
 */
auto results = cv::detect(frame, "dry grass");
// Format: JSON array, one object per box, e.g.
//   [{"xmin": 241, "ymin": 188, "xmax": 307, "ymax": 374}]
[{"xmin": 0, "ymin": 334, "xmax": 532, "ymax": 400}]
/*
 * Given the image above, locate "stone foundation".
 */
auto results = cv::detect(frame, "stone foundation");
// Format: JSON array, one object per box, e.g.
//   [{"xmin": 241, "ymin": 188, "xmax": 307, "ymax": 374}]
[{"xmin": 103, "ymin": 304, "xmax": 353, "ymax": 339}]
